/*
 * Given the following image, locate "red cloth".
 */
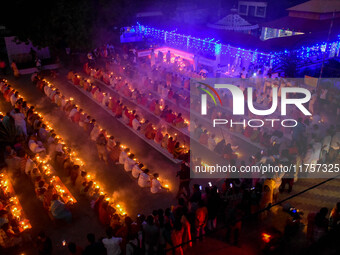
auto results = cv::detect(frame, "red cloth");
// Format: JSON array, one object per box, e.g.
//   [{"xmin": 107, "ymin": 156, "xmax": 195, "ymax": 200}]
[
  {"xmin": 154, "ymin": 130, "xmax": 163, "ymax": 143},
  {"xmin": 199, "ymin": 133, "xmax": 208, "ymax": 145},
  {"xmin": 91, "ymin": 87, "xmax": 98, "ymax": 95},
  {"xmin": 167, "ymin": 139, "xmax": 176, "ymax": 154},
  {"xmin": 165, "ymin": 113, "xmax": 176, "ymax": 123},
  {"xmin": 71, "ymin": 112, "xmax": 81, "ymax": 123},
  {"xmin": 73, "ymin": 76, "xmax": 80, "ymax": 85}
]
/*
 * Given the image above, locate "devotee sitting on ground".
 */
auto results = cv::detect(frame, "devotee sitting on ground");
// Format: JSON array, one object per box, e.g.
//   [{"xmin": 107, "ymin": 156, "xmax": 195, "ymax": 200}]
[
  {"xmin": 154, "ymin": 127, "xmax": 164, "ymax": 144},
  {"xmin": 173, "ymin": 142, "xmax": 184, "ymax": 159},
  {"xmin": 28, "ymin": 135, "xmax": 46, "ymax": 155},
  {"xmin": 207, "ymin": 134, "xmax": 216, "ymax": 151},
  {"xmin": 119, "ymin": 148, "xmax": 130, "ymax": 164},
  {"xmin": 150, "ymin": 173, "xmax": 166, "ymax": 194},
  {"xmin": 173, "ymin": 113, "xmax": 186, "ymax": 128},
  {"xmin": 199, "ymin": 129, "xmax": 209, "ymax": 146},
  {"xmin": 138, "ymin": 169, "xmax": 151, "ymax": 188},
  {"xmin": 167, "ymin": 137, "xmax": 176, "ymax": 155},
  {"xmin": 124, "ymin": 154, "xmax": 136, "ymax": 172},
  {"xmin": 132, "ymin": 163, "xmax": 143, "ymax": 179},
  {"xmin": 49, "ymin": 194, "xmax": 72, "ymax": 222},
  {"xmin": 132, "ymin": 115, "xmax": 141, "ymax": 131},
  {"xmin": 144, "ymin": 122, "xmax": 156, "ymax": 140}
]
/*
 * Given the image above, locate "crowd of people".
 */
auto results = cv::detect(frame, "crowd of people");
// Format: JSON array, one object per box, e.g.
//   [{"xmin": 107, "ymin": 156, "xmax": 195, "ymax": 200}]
[
  {"xmin": 33, "ymin": 75, "xmax": 171, "ymax": 194},
  {"xmin": 1, "ymin": 41, "xmax": 340, "ymax": 255},
  {"xmin": 67, "ymin": 69, "xmax": 190, "ymax": 162},
  {"xmin": 0, "ymin": 172, "xmax": 31, "ymax": 249},
  {"xmin": 79, "ymin": 46, "xmax": 340, "ymax": 172}
]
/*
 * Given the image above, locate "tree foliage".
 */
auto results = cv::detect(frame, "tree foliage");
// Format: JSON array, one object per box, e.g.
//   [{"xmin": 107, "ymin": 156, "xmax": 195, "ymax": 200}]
[{"xmin": 1, "ymin": 0, "xmax": 136, "ymax": 51}]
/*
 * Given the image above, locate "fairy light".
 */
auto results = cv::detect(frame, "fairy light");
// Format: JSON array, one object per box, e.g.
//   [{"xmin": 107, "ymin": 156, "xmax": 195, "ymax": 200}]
[
  {"xmin": 0, "ymin": 173, "xmax": 32, "ymax": 232},
  {"xmin": 5, "ymin": 73, "xmax": 173, "ymax": 220}
]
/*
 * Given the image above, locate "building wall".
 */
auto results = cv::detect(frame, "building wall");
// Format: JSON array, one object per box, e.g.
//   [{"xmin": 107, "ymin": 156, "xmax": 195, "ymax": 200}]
[{"xmin": 5, "ymin": 36, "xmax": 50, "ymax": 64}]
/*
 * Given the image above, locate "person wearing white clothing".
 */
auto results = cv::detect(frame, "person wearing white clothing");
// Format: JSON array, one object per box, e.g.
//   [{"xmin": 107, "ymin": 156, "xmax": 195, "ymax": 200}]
[
  {"xmin": 329, "ymin": 129, "xmax": 340, "ymax": 162},
  {"xmin": 138, "ymin": 169, "xmax": 151, "ymax": 188},
  {"xmin": 311, "ymin": 141, "xmax": 322, "ymax": 165},
  {"xmin": 150, "ymin": 173, "xmax": 163, "ymax": 194},
  {"xmin": 132, "ymin": 163, "xmax": 143, "ymax": 178},
  {"xmin": 11, "ymin": 108, "xmax": 27, "ymax": 136},
  {"xmin": 10, "ymin": 92, "xmax": 19, "ymax": 106},
  {"xmin": 102, "ymin": 93, "xmax": 110, "ymax": 106},
  {"xmin": 107, "ymin": 136, "xmax": 116, "ymax": 152},
  {"xmin": 309, "ymin": 91, "xmax": 317, "ymax": 114},
  {"xmin": 330, "ymin": 131, "xmax": 340, "ymax": 151},
  {"xmin": 28, "ymin": 136, "xmax": 46, "ymax": 154},
  {"xmin": 69, "ymin": 107, "xmax": 78, "ymax": 118},
  {"xmin": 207, "ymin": 134, "xmax": 216, "ymax": 150},
  {"xmin": 90, "ymin": 124, "xmax": 101, "ymax": 141},
  {"xmin": 320, "ymin": 130, "xmax": 332, "ymax": 162},
  {"xmin": 25, "ymin": 156, "xmax": 36, "ymax": 175},
  {"xmin": 102, "ymin": 227, "xmax": 122, "ymax": 255},
  {"xmin": 119, "ymin": 148, "xmax": 129, "ymax": 164},
  {"xmin": 132, "ymin": 115, "xmax": 141, "ymax": 130},
  {"xmin": 44, "ymin": 85, "xmax": 52, "ymax": 97},
  {"xmin": 124, "ymin": 154, "xmax": 136, "ymax": 172}
]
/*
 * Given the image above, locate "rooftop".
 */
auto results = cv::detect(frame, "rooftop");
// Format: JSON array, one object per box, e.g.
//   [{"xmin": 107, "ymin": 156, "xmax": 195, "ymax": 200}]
[{"xmin": 287, "ymin": 0, "xmax": 340, "ymax": 13}]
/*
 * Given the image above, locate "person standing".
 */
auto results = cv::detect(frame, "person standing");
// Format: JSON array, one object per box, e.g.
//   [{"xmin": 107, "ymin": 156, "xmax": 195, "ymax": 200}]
[
  {"xmin": 166, "ymin": 51, "xmax": 171, "ymax": 64},
  {"xmin": 143, "ymin": 215, "xmax": 159, "ymax": 255},
  {"xmin": 102, "ymin": 227, "xmax": 122, "ymax": 255},
  {"xmin": 309, "ymin": 90, "xmax": 317, "ymax": 114},
  {"xmin": 0, "ymin": 59, "xmax": 6, "ymax": 75},
  {"xmin": 176, "ymin": 163, "xmax": 191, "ymax": 198},
  {"xmin": 11, "ymin": 61, "xmax": 19, "ymax": 78},
  {"xmin": 150, "ymin": 49, "xmax": 156, "ymax": 67},
  {"xmin": 96, "ymin": 133, "xmax": 108, "ymax": 164},
  {"xmin": 83, "ymin": 233, "xmax": 106, "ymax": 255},
  {"xmin": 36, "ymin": 231, "xmax": 52, "ymax": 255},
  {"xmin": 11, "ymin": 108, "xmax": 27, "ymax": 137}
]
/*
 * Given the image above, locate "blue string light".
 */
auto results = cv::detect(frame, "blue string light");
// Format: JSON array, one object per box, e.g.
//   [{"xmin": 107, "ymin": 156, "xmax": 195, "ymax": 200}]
[{"xmin": 132, "ymin": 23, "xmax": 340, "ymax": 68}]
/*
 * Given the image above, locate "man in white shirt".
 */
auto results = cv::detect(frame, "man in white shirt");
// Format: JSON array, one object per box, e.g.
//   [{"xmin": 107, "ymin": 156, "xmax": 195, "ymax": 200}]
[{"xmin": 102, "ymin": 227, "xmax": 122, "ymax": 255}]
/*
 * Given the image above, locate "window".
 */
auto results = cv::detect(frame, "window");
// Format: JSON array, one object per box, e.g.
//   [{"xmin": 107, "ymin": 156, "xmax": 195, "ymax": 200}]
[
  {"xmin": 256, "ymin": 6, "xmax": 266, "ymax": 17},
  {"xmin": 248, "ymin": 6, "xmax": 256, "ymax": 17},
  {"xmin": 239, "ymin": 5, "xmax": 247, "ymax": 15}
]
